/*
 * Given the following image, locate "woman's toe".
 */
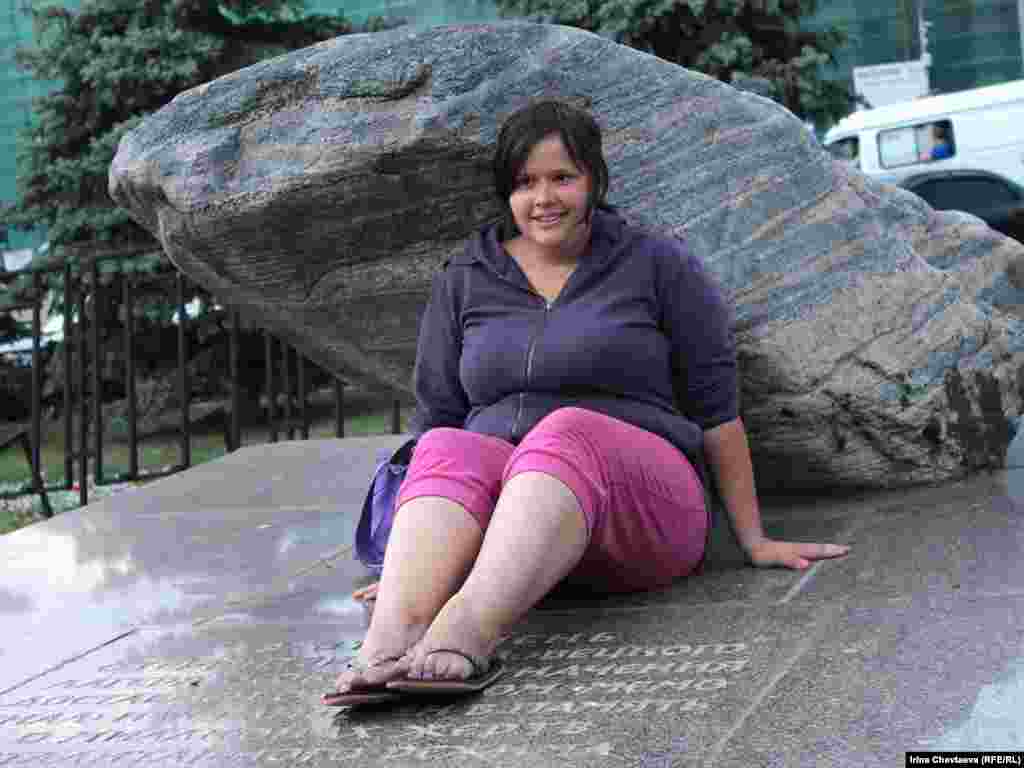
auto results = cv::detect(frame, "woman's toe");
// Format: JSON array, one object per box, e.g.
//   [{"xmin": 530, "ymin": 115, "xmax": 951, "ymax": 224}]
[
  {"xmin": 399, "ymin": 650, "xmax": 424, "ymax": 680},
  {"xmin": 333, "ymin": 670, "xmax": 358, "ymax": 693},
  {"xmin": 364, "ymin": 657, "xmax": 406, "ymax": 685},
  {"xmin": 423, "ymin": 651, "xmax": 472, "ymax": 681},
  {"xmin": 425, "ymin": 653, "xmax": 450, "ymax": 680},
  {"xmin": 333, "ymin": 654, "xmax": 405, "ymax": 691}
]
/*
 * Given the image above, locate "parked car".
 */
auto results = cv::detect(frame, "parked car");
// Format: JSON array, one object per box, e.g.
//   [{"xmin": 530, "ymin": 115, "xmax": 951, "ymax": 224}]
[{"xmin": 899, "ymin": 169, "xmax": 1024, "ymax": 243}]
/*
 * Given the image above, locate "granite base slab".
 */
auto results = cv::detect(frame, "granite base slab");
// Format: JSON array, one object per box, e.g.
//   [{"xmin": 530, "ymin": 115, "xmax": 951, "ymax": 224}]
[{"xmin": 1, "ymin": 434, "xmax": 1021, "ymax": 766}]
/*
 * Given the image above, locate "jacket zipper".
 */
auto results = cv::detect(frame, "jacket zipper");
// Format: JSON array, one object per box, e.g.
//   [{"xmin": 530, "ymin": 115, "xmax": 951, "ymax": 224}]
[{"xmin": 510, "ymin": 294, "xmax": 551, "ymax": 442}]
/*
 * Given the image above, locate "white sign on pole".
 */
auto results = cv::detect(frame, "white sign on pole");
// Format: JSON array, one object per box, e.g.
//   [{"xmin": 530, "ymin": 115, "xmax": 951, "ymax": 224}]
[{"xmin": 852, "ymin": 61, "xmax": 930, "ymax": 110}]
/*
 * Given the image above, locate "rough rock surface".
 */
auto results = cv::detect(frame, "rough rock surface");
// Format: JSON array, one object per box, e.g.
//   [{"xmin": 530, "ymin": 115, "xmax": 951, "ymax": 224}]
[{"xmin": 109, "ymin": 22, "xmax": 1024, "ymax": 491}]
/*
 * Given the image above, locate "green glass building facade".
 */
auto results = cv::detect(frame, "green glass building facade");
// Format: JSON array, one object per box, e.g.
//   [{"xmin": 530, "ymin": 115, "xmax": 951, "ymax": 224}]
[
  {"xmin": 2, "ymin": 0, "xmax": 1023, "ymax": 251},
  {"xmin": 0, "ymin": 0, "xmax": 64, "ymax": 251},
  {"xmin": 805, "ymin": 0, "xmax": 1024, "ymax": 96},
  {"xmin": 925, "ymin": 0, "xmax": 1023, "ymax": 90}
]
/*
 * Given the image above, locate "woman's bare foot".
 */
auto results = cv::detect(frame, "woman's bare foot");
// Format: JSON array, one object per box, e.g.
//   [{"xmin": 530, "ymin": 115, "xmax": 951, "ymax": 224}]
[
  {"xmin": 331, "ymin": 622, "xmax": 425, "ymax": 693},
  {"xmin": 399, "ymin": 593, "xmax": 501, "ymax": 681}
]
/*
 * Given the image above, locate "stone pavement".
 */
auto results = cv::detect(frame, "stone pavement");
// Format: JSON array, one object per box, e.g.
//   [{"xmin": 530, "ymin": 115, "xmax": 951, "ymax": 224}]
[{"xmin": 1, "ymin": 433, "xmax": 1023, "ymax": 767}]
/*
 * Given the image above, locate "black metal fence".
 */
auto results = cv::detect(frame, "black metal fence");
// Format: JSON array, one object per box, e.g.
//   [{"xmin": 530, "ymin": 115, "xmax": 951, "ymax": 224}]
[{"xmin": 0, "ymin": 248, "xmax": 405, "ymax": 514}]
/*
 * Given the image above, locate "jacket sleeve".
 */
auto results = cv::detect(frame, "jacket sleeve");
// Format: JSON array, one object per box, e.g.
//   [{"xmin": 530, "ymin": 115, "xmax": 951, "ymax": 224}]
[
  {"xmin": 408, "ymin": 262, "xmax": 471, "ymax": 437},
  {"xmin": 658, "ymin": 237, "xmax": 739, "ymax": 430}
]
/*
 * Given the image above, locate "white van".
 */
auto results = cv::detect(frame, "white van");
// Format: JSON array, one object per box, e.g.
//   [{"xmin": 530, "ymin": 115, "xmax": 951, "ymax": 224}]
[{"xmin": 823, "ymin": 78, "xmax": 1024, "ymax": 188}]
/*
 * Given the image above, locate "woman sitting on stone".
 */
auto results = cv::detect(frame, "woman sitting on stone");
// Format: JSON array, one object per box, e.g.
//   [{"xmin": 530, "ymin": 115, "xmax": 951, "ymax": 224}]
[{"xmin": 323, "ymin": 100, "xmax": 850, "ymax": 705}]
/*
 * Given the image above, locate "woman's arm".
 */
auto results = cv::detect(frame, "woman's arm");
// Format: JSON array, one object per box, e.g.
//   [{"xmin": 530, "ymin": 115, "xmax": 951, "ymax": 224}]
[
  {"xmin": 657, "ymin": 237, "xmax": 849, "ymax": 569},
  {"xmin": 704, "ymin": 417, "xmax": 850, "ymax": 569},
  {"xmin": 702, "ymin": 417, "xmax": 764, "ymax": 550}
]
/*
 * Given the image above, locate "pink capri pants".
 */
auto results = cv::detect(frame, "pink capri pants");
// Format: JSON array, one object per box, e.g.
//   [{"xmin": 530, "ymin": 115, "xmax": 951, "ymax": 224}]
[{"xmin": 395, "ymin": 407, "xmax": 708, "ymax": 593}]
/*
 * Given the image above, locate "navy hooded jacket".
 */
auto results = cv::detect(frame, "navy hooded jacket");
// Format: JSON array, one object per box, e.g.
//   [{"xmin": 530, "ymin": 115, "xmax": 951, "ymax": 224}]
[{"xmin": 408, "ymin": 208, "xmax": 738, "ymax": 485}]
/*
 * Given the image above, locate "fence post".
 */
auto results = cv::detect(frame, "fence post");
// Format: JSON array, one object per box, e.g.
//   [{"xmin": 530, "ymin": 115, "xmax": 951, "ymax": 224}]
[
  {"xmin": 281, "ymin": 343, "xmax": 293, "ymax": 440},
  {"xmin": 229, "ymin": 308, "xmax": 240, "ymax": 452},
  {"xmin": 334, "ymin": 378, "xmax": 344, "ymax": 438},
  {"xmin": 298, "ymin": 352, "xmax": 308, "ymax": 440},
  {"xmin": 392, "ymin": 399, "xmax": 401, "ymax": 435},
  {"xmin": 30, "ymin": 271, "xmax": 50, "ymax": 516},
  {"xmin": 62, "ymin": 263, "xmax": 72, "ymax": 490},
  {"xmin": 90, "ymin": 260, "xmax": 103, "ymax": 486},
  {"xmin": 76, "ymin": 283, "xmax": 87, "ymax": 507},
  {"xmin": 177, "ymin": 273, "xmax": 190, "ymax": 469},
  {"xmin": 31, "ymin": 271, "xmax": 41, "ymax": 484},
  {"xmin": 265, "ymin": 330, "xmax": 277, "ymax": 443},
  {"xmin": 124, "ymin": 271, "xmax": 137, "ymax": 479}
]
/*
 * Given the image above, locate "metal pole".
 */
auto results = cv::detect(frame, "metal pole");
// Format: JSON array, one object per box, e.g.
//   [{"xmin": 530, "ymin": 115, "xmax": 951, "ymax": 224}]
[
  {"xmin": 62, "ymin": 263, "xmax": 72, "ymax": 490},
  {"xmin": 298, "ymin": 353, "xmax": 308, "ymax": 440},
  {"xmin": 265, "ymin": 330, "xmax": 277, "ymax": 443},
  {"xmin": 334, "ymin": 378, "xmax": 344, "ymax": 438},
  {"xmin": 917, "ymin": 0, "xmax": 932, "ymax": 91},
  {"xmin": 30, "ymin": 271, "xmax": 43, "ymax": 502},
  {"xmin": 77, "ymin": 284, "xmax": 87, "ymax": 507},
  {"xmin": 177, "ymin": 273, "xmax": 190, "ymax": 469},
  {"xmin": 281, "ymin": 343, "xmax": 293, "ymax": 440},
  {"xmin": 90, "ymin": 260, "xmax": 102, "ymax": 486},
  {"xmin": 124, "ymin": 272, "xmax": 137, "ymax": 479},
  {"xmin": 392, "ymin": 399, "xmax": 401, "ymax": 435},
  {"xmin": 1019, "ymin": 0, "xmax": 1024, "ymax": 76},
  {"xmin": 230, "ymin": 309, "xmax": 240, "ymax": 452}
]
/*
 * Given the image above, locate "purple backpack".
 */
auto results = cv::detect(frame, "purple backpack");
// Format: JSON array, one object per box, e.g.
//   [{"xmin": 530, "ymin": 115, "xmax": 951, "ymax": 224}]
[{"xmin": 355, "ymin": 438, "xmax": 417, "ymax": 574}]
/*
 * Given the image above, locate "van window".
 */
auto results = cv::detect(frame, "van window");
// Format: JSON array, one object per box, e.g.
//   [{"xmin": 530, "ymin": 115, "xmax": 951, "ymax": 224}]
[
  {"xmin": 826, "ymin": 137, "xmax": 859, "ymax": 163},
  {"xmin": 879, "ymin": 120, "xmax": 955, "ymax": 168}
]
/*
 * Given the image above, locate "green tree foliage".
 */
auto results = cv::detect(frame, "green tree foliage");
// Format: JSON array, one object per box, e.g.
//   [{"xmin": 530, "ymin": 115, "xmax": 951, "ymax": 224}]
[
  {"xmin": 3, "ymin": 0, "xmax": 394, "ymax": 259},
  {"xmin": 0, "ymin": 0, "xmax": 401, "ymax": 330},
  {"xmin": 0, "ymin": 0, "xmax": 402, "ymax": 391},
  {"xmin": 494, "ymin": 0, "xmax": 853, "ymax": 125}
]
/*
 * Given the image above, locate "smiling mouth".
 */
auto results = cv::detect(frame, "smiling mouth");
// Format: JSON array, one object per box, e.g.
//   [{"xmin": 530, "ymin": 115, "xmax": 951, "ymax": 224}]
[{"xmin": 534, "ymin": 213, "xmax": 566, "ymax": 223}]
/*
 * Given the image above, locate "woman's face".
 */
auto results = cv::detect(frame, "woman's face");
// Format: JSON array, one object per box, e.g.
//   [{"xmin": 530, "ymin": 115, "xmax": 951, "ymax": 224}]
[{"xmin": 508, "ymin": 133, "xmax": 593, "ymax": 255}]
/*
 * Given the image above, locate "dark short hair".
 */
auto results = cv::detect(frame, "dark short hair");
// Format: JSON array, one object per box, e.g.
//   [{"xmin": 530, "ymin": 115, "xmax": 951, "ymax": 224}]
[{"xmin": 492, "ymin": 100, "xmax": 611, "ymax": 238}]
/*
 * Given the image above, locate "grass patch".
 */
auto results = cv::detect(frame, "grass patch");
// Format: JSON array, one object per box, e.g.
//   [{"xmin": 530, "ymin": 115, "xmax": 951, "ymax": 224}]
[{"xmin": 0, "ymin": 501, "xmax": 37, "ymax": 535}]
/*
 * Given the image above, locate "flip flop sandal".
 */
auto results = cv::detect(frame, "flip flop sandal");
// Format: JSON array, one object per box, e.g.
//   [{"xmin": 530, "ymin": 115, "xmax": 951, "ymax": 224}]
[
  {"xmin": 385, "ymin": 649, "xmax": 504, "ymax": 695},
  {"xmin": 321, "ymin": 655, "xmax": 406, "ymax": 707},
  {"xmin": 321, "ymin": 689, "xmax": 404, "ymax": 707}
]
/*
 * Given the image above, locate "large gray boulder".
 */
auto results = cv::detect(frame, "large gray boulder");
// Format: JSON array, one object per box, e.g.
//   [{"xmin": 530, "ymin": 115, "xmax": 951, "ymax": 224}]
[{"xmin": 109, "ymin": 22, "xmax": 1024, "ymax": 492}]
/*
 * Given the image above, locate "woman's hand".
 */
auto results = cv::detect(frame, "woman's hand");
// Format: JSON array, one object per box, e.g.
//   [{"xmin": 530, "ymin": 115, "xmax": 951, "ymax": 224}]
[{"xmin": 744, "ymin": 539, "xmax": 850, "ymax": 570}]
